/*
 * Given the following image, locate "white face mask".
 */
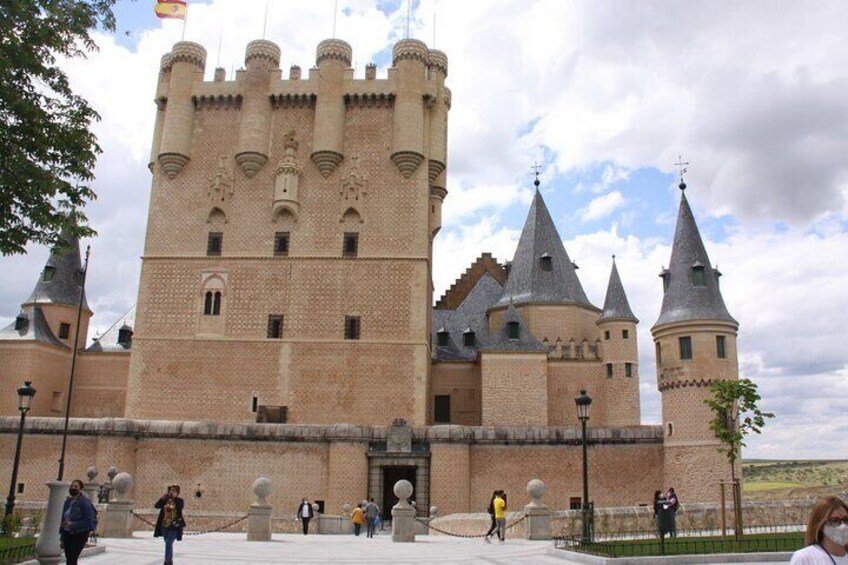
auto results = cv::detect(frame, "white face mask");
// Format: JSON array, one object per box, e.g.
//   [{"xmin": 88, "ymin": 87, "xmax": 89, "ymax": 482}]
[{"xmin": 823, "ymin": 523, "xmax": 848, "ymax": 546}]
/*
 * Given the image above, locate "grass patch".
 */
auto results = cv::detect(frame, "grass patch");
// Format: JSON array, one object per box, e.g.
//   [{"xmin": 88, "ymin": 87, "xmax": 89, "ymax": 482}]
[
  {"xmin": 746, "ymin": 481, "xmax": 804, "ymax": 491},
  {"xmin": 0, "ymin": 538, "xmax": 35, "ymax": 550},
  {"xmin": 572, "ymin": 532, "xmax": 804, "ymax": 558}
]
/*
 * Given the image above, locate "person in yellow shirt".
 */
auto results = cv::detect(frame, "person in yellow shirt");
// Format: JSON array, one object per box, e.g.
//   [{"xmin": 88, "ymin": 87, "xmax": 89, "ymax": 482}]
[
  {"xmin": 493, "ymin": 491, "xmax": 507, "ymax": 542},
  {"xmin": 351, "ymin": 503, "xmax": 366, "ymax": 536}
]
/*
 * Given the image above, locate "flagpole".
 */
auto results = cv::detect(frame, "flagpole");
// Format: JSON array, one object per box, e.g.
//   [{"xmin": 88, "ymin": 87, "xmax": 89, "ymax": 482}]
[
  {"xmin": 181, "ymin": 2, "xmax": 188, "ymax": 41},
  {"xmin": 262, "ymin": 0, "xmax": 269, "ymax": 39},
  {"xmin": 217, "ymin": 28, "xmax": 223, "ymax": 68},
  {"xmin": 332, "ymin": 0, "xmax": 339, "ymax": 39}
]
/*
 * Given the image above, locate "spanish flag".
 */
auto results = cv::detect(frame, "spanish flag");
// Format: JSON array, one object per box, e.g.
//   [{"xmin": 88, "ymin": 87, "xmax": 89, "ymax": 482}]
[{"xmin": 155, "ymin": 0, "xmax": 187, "ymax": 19}]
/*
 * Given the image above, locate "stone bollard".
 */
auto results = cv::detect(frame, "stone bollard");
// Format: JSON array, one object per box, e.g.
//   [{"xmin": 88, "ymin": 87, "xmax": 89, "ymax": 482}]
[
  {"xmin": 391, "ymin": 479, "xmax": 416, "ymax": 542},
  {"xmin": 35, "ymin": 480, "xmax": 69, "ymax": 565},
  {"xmin": 100, "ymin": 472, "xmax": 135, "ymax": 538},
  {"xmin": 523, "ymin": 479, "xmax": 552, "ymax": 540},
  {"xmin": 106, "ymin": 466, "xmax": 118, "ymax": 501},
  {"xmin": 83, "ymin": 466, "xmax": 99, "ymax": 503},
  {"xmin": 247, "ymin": 478, "xmax": 272, "ymax": 541}
]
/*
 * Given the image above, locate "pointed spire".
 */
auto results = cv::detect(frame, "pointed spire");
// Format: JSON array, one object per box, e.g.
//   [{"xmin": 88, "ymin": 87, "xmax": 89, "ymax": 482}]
[
  {"xmin": 497, "ymin": 187, "xmax": 594, "ymax": 308},
  {"xmin": 24, "ymin": 227, "xmax": 89, "ymax": 310},
  {"xmin": 598, "ymin": 256, "xmax": 638, "ymax": 323},
  {"xmin": 653, "ymin": 191, "xmax": 736, "ymax": 329}
]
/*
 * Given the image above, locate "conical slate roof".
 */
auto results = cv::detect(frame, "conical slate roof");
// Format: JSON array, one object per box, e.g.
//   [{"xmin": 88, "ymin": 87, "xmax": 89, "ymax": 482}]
[
  {"xmin": 653, "ymin": 191, "xmax": 736, "ymax": 328},
  {"xmin": 497, "ymin": 189, "xmax": 595, "ymax": 309},
  {"xmin": 0, "ymin": 306, "xmax": 69, "ymax": 349},
  {"xmin": 432, "ymin": 274, "xmax": 503, "ymax": 361},
  {"xmin": 598, "ymin": 258, "xmax": 638, "ymax": 323},
  {"xmin": 25, "ymin": 230, "xmax": 89, "ymax": 310}
]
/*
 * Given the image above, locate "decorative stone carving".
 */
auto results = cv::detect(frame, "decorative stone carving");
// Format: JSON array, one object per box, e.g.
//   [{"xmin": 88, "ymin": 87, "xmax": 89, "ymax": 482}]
[
  {"xmin": 207, "ymin": 157, "xmax": 234, "ymax": 220},
  {"xmin": 339, "ymin": 156, "xmax": 367, "ymax": 222},
  {"xmin": 273, "ymin": 131, "xmax": 301, "ymax": 220},
  {"xmin": 387, "ymin": 418, "xmax": 412, "ymax": 453}
]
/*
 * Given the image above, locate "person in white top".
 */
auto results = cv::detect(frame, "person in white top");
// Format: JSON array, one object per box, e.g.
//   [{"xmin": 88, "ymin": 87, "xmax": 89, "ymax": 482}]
[
  {"xmin": 296, "ymin": 498, "xmax": 313, "ymax": 535},
  {"xmin": 790, "ymin": 496, "xmax": 848, "ymax": 565}
]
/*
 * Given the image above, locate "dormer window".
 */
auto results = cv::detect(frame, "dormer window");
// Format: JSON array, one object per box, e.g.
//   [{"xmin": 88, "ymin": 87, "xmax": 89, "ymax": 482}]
[
  {"xmin": 436, "ymin": 328, "xmax": 449, "ymax": 347},
  {"xmin": 659, "ymin": 268, "xmax": 670, "ymax": 293},
  {"xmin": 463, "ymin": 328, "xmax": 475, "ymax": 347},
  {"xmin": 507, "ymin": 321, "xmax": 520, "ymax": 340},
  {"xmin": 691, "ymin": 261, "xmax": 706, "ymax": 286},
  {"xmin": 42, "ymin": 266, "xmax": 55, "ymax": 282},
  {"xmin": 714, "ymin": 267, "xmax": 722, "ymax": 288},
  {"xmin": 539, "ymin": 253, "xmax": 552, "ymax": 272},
  {"xmin": 14, "ymin": 312, "xmax": 27, "ymax": 332}
]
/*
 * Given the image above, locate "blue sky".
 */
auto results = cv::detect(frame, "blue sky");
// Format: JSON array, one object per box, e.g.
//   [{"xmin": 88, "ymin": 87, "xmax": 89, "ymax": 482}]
[{"xmin": 1, "ymin": 0, "xmax": 847, "ymax": 460}]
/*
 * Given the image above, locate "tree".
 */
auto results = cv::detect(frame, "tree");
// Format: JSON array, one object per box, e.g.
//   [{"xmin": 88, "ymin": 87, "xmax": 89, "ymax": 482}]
[
  {"xmin": 0, "ymin": 1, "xmax": 121, "ymax": 255},
  {"xmin": 704, "ymin": 378, "xmax": 774, "ymax": 536}
]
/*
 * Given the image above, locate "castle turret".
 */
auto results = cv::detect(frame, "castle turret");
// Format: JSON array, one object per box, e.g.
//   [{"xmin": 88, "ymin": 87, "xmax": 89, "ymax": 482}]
[
  {"xmin": 390, "ymin": 39, "xmax": 428, "ymax": 177},
  {"xmin": 235, "ymin": 40, "xmax": 280, "ymax": 177},
  {"xmin": 652, "ymin": 183, "xmax": 739, "ymax": 502},
  {"xmin": 157, "ymin": 41, "xmax": 207, "ymax": 178},
  {"xmin": 596, "ymin": 257, "xmax": 640, "ymax": 425},
  {"xmin": 426, "ymin": 49, "xmax": 449, "ymax": 236},
  {"xmin": 310, "ymin": 39, "xmax": 351, "ymax": 176},
  {"xmin": 148, "ymin": 53, "xmax": 172, "ymax": 171}
]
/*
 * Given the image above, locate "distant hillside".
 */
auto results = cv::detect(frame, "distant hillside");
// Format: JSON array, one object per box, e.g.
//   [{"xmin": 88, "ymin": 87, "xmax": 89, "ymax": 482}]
[{"xmin": 743, "ymin": 460, "xmax": 848, "ymax": 501}]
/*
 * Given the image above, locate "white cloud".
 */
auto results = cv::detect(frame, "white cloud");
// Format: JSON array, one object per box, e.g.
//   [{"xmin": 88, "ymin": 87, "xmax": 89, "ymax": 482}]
[{"xmin": 577, "ymin": 191, "xmax": 626, "ymax": 222}]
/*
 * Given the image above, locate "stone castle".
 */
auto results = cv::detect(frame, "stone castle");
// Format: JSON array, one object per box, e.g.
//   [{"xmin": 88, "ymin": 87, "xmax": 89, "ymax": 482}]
[{"xmin": 0, "ymin": 36, "xmax": 740, "ymax": 519}]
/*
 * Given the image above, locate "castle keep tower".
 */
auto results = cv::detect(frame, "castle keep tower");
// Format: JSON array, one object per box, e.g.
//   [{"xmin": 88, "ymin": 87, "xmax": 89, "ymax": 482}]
[
  {"xmin": 653, "ymin": 184, "xmax": 739, "ymax": 500},
  {"xmin": 128, "ymin": 37, "xmax": 450, "ymax": 425}
]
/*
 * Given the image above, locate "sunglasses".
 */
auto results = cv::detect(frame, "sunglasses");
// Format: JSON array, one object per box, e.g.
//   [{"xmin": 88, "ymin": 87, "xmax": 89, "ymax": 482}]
[{"xmin": 826, "ymin": 517, "xmax": 848, "ymax": 526}]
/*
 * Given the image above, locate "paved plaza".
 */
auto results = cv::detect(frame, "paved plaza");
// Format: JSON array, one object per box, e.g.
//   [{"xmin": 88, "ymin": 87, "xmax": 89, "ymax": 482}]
[{"xmin": 20, "ymin": 531, "xmax": 791, "ymax": 565}]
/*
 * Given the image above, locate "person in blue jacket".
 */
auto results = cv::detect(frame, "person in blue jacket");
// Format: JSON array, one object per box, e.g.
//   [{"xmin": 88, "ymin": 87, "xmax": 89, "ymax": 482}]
[{"xmin": 60, "ymin": 479, "xmax": 96, "ymax": 565}]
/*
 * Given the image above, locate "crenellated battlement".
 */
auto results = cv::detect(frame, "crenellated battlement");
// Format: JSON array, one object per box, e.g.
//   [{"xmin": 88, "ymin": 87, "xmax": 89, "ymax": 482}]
[
  {"xmin": 428, "ymin": 49, "xmax": 448, "ymax": 76},
  {"xmin": 392, "ymin": 38, "xmax": 429, "ymax": 66},
  {"xmin": 170, "ymin": 41, "xmax": 206, "ymax": 69},
  {"xmin": 244, "ymin": 39, "xmax": 281, "ymax": 67},
  {"xmin": 316, "ymin": 38, "xmax": 353, "ymax": 67}
]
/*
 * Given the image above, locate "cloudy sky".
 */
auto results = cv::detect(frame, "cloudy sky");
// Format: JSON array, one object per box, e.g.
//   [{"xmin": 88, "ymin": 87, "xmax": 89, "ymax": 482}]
[{"xmin": 2, "ymin": 0, "xmax": 846, "ymax": 460}]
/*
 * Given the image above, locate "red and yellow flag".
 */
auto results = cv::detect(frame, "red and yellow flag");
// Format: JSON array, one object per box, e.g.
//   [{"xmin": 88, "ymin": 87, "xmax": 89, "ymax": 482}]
[{"xmin": 155, "ymin": 0, "xmax": 187, "ymax": 20}]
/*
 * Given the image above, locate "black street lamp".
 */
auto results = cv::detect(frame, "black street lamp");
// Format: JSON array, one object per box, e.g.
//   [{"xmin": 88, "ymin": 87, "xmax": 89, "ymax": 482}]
[
  {"xmin": 575, "ymin": 389, "xmax": 593, "ymax": 544},
  {"xmin": 4, "ymin": 381, "xmax": 36, "ymax": 527}
]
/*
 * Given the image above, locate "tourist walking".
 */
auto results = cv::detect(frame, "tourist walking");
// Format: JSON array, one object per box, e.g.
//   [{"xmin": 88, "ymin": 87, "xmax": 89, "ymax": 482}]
[
  {"xmin": 296, "ymin": 498, "xmax": 313, "ymax": 535},
  {"xmin": 664, "ymin": 487, "xmax": 679, "ymax": 537},
  {"xmin": 351, "ymin": 503, "xmax": 365, "ymax": 536},
  {"xmin": 483, "ymin": 490, "xmax": 500, "ymax": 542},
  {"xmin": 364, "ymin": 498, "xmax": 381, "ymax": 538},
  {"xmin": 493, "ymin": 491, "xmax": 507, "ymax": 543},
  {"xmin": 60, "ymin": 479, "xmax": 96, "ymax": 565},
  {"xmin": 790, "ymin": 496, "xmax": 848, "ymax": 564},
  {"xmin": 153, "ymin": 484, "xmax": 185, "ymax": 565}
]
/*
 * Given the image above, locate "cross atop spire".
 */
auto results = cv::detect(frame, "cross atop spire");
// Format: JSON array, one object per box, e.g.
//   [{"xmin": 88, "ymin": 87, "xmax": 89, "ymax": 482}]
[
  {"xmin": 531, "ymin": 162, "xmax": 542, "ymax": 188},
  {"xmin": 674, "ymin": 154, "xmax": 690, "ymax": 191}
]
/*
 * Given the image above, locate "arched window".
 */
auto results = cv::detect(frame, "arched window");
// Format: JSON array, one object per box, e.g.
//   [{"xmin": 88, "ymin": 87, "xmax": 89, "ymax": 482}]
[
  {"xmin": 204, "ymin": 291, "xmax": 213, "ymax": 315},
  {"xmin": 213, "ymin": 291, "xmax": 222, "ymax": 315}
]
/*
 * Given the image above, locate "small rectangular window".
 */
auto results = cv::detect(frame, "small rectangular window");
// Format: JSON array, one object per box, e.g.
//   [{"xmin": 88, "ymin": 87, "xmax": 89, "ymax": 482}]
[
  {"xmin": 606, "ymin": 363, "xmax": 613, "ymax": 378},
  {"xmin": 51, "ymin": 391, "xmax": 63, "ymax": 413},
  {"xmin": 42, "ymin": 266, "xmax": 55, "ymax": 282},
  {"xmin": 59, "ymin": 323, "xmax": 71, "ymax": 339},
  {"xmin": 507, "ymin": 321, "xmax": 520, "ymax": 340},
  {"xmin": 622, "ymin": 329, "xmax": 629, "ymax": 339},
  {"xmin": 434, "ymin": 395, "xmax": 451, "ymax": 423},
  {"xmin": 625, "ymin": 362, "xmax": 633, "ymax": 378},
  {"xmin": 716, "ymin": 335, "xmax": 727, "ymax": 359},
  {"xmin": 267, "ymin": 315, "xmax": 283, "ymax": 339},
  {"xmin": 436, "ymin": 331, "xmax": 449, "ymax": 347},
  {"xmin": 604, "ymin": 330, "xmax": 610, "ymax": 340},
  {"xmin": 207, "ymin": 232, "xmax": 223, "ymax": 256},
  {"xmin": 251, "ymin": 395, "xmax": 258, "ymax": 413},
  {"xmin": 569, "ymin": 497, "xmax": 582, "ymax": 510},
  {"xmin": 274, "ymin": 232, "xmax": 289, "ymax": 256},
  {"xmin": 16, "ymin": 483, "xmax": 24, "ymax": 495},
  {"xmin": 679, "ymin": 336, "xmax": 693, "ymax": 360},
  {"xmin": 463, "ymin": 332, "xmax": 475, "ymax": 347},
  {"xmin": 343, "ymin": 232, "xmax": 359, "ymax": 258},
  {"xmin": 692, "ymin": 266, "xmax": 706, "ymax": 287},
  {"xmin": 344, "ymin": 316, "xmax": 360, "ymax": 340},
  {"xmin": 656, "ymin": 342, "xmax": 662, "ymax": 365}
]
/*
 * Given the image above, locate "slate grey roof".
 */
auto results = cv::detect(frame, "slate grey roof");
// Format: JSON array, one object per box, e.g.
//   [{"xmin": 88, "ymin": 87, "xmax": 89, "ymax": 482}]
[
  {"xmin": 86, "ymin": 306, "xmax": 136, "ymax": 353},
  {"xmin": 432, "ymin": 274, "xmax": 503, "ymax": 361},
  {"xmin": 653, "ymin": 191, "xmax": 737, "ymax": 328},
  {"xmin": 25, "ymin": 231, "xmax": 89, "ymax": 310},
  {"xmin": 598, "ymin": 258, "xmax": 638, "ymax": 323},
  {"xmin": 0, "ymin": 306, "xmax": 69, "ymax": 349},
  {"xmin": 497, "ymin": 189, "xmax": 595, "ymax": 309},
  {"xmin": 482, "ymin": 303, "xmax": 547, "ymax": 353}
]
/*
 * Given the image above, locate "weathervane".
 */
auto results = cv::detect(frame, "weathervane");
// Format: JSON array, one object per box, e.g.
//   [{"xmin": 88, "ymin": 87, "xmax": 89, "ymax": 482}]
[
  {"xmin": 674, "ymin": 154, "xmax": 689, "ymax": 191},
  {"xmin": 531, "ymin": 162, "xmax": 542, "ymax": 188}
]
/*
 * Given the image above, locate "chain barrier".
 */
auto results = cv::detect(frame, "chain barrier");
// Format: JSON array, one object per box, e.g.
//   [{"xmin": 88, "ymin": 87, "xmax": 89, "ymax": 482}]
[
  {"xmin": 131, "ymin": 511, "xmax": 249, "ymax": 536},
  {"xmin": 413, "ymin": 513, "xmax": 527, "ymax": 539}
]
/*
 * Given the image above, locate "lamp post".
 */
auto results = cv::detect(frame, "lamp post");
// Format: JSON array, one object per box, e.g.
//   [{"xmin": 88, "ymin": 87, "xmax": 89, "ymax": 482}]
[
  {"xmin": 4, "ymin": 381, "xmax": 36, "ymax": 527},
  {"xmin": 575, "ymin": 389, "xmax": 593, "ymax": 544}
]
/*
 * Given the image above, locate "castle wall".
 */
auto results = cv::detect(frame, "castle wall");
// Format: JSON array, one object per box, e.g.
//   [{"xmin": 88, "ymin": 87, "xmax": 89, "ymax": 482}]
[
  {"xmin": 514, "ymin": 304, "xmax": 602, "ymax": 345},
  {"xmin": 72, "ymin": 353, "xmax": 129, "ymax": 418},
  {"xmin": 546, "ymin": 362, "xmax": 602, "ymax": 426},
  {"xmin": 480, "ymin": 352, "xmax": 548, "ymax": 426},
  {"xmin": 0, "ymin": 343, "xmax": 70, "ymax": 417},
  {"xmin": 430, "ymin": 362, "xmax": 480, "ymax": 425}
]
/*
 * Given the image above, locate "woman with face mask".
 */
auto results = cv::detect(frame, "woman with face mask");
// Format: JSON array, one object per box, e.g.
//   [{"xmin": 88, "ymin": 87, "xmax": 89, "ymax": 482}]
[
  {"xmin": 790, "ymin": 496, "xmax": 848, "ymax": 564},
  {"xmin": 60, "ymin": 479, "xmax": 96, "ymax": 565}
]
